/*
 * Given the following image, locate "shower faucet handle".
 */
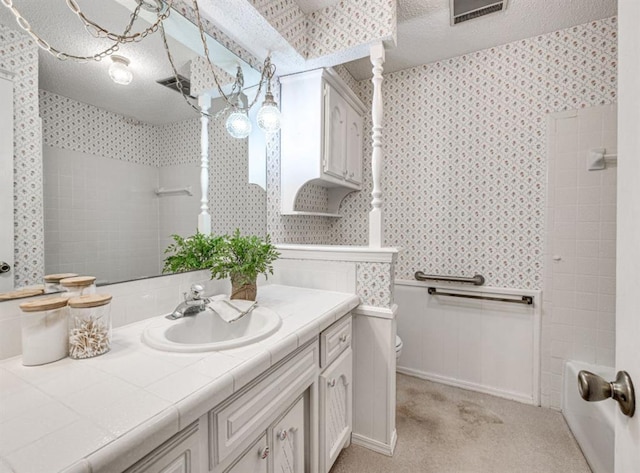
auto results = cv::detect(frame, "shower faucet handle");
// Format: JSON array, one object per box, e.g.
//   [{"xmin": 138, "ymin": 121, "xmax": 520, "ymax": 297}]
[{"xmin": 578, "ymin": 370, "xmax": 635, "ymax": 417}]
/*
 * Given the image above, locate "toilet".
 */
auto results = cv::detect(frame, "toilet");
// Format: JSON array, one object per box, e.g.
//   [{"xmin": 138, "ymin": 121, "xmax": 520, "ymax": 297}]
[{"xmin": 395, "ymin": 335, "xmax": 403, "ymax": 360}]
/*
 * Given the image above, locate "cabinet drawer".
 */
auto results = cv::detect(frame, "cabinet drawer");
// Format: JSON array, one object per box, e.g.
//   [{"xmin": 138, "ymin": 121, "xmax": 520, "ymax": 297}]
[
  {"xmin": 211, "ymin": 342, "xmax": 318, "ymax": 469},
  {"xmin": 125, "ymin": 421, "xmax": 201, "ymax": 473},
  {"xmin": 320, "ymin": 315, "xmax": 352, "ymax": 368}
]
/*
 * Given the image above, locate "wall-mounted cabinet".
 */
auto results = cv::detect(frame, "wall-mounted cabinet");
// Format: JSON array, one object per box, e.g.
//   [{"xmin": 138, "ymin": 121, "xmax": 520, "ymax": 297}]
[{"xmin": 280, "ymin": 68, "xmax": 366, "ymax": 217}]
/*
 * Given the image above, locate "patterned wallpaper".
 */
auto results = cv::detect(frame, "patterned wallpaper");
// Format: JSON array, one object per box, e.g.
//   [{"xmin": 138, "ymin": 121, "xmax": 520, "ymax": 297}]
[
  {"xmin": 248, "ymin": 0, "xmax": 396, "ymax": 60},
  {"xmin": 171, "ymin": 0, "xmax": 261, "ymax": 71},
  {"xmin": 248, "ymin": 0, "xmax": 308, "ymax": 55},
  {"xmin": 0, "ymin": 24, "xmax": 43, "ymax": 287},
  {"xmin": 333, "ymin": 17, "xmax": 618, "ymax": 290},
  {"xmin": 356, "ymin": 262, "xmax": 394, "ymax": 307},
  {"xmin": 306, "ymin": 0, "xmax": 396, "ymax": 59},
  {"xmin": 189, "ymin": 56, "xmax": 235, "ymax": 98},
  {"xmin": 157, "ymin": 119, "xmax": 200, "ymax": 167},
  {"xmin": 40, "ymin": 90, "xmax": 159, "ymax": 166},
  {"xmin": 207, "ymin": 119, "xmax": 267, "ymax": 236}
]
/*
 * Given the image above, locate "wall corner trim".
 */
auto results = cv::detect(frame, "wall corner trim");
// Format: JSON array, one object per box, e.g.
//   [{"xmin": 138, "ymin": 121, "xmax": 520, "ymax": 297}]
[{"xmin": 352, "ymin": 303, "xmax": 398, "ymax": 319}]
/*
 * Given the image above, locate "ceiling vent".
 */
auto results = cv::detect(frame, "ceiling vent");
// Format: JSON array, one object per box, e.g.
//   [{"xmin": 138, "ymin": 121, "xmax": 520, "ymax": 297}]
[
  {"xmin": 450, "ymin": 0, "xmax": 507, "ymax": 25},
  {"xmin": 156, "ymin": 74, "xmax": 195, "ymax": 99}
]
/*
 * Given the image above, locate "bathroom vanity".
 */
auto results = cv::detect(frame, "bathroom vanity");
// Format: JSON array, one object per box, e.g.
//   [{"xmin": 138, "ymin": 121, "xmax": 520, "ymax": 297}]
[{"xmin": 0, "ymin": 285, "xmax": 359, "ymax": 473}]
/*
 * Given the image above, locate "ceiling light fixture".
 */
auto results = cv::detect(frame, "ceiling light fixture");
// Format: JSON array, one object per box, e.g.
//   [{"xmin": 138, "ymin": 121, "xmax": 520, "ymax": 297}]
[
  {"xmin": 256, "ymin": 62, "xmax": 281, "ymax": 134},
  {"xmin": 108, "ymin": 55, "xmax": 133, "ymax": 85},
  {"xmin": 2, "ymin": 0, "xmax": 281, "ymax": 137}
]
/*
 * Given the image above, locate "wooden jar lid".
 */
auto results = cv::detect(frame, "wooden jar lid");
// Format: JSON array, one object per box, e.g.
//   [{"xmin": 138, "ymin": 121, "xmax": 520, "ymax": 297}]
[
  {"xmin": 68, "ymin": 294, "xmax": 112, "ymax": 308},
  {"xmin": 19, "ymin": 296, "xmax": 69, "ymax": 312},
  {"xmin": 60, "ymin": 276, "xmax": 96, "ymax": 288},
  {"xmin": 44, "ymin": 273, "xmax": 79, "ymax": 283},
  {"xmin": 0, "ymin": 286, "xmax": 45, "ymax": 301}
]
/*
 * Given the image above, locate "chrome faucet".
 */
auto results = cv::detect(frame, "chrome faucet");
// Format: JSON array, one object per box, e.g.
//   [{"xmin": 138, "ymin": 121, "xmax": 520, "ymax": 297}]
[{"xmin": 166, "ymin": 284, "xmax": 211, "ymax": 320}]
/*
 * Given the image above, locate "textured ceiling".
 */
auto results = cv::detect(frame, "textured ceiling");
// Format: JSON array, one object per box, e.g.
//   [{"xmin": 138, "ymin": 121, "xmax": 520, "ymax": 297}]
[
  {"xmin": 0, "ymin": 0, "xmax": 619, "ymax": 120},
  {"xmin": 0, "ymin": 1, "xmax": 219, "ymax": 124},
  {"xmin": 344, "ymin": 0, "xmax": 618, "ymax": 80}
]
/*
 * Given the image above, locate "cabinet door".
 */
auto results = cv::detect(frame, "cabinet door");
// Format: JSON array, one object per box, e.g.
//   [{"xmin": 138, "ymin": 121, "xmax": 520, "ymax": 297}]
[
  {"xmin": 323, "ymin": 83, "xmax": 348, "ymax": 180},
  {"xmin": 345, "ymin": 106, "xmax": 363, "ymax": 185},
  {"xmin": 226, "ymin": 434, "xmax": 269, "ymax": 473},
  {"xmin": 319, "ymin": 349, "xmax": 352, "ymax": 473},
  {"xmin": 271, "ymin": 396, "xmax": 306, "ymax": 473}
]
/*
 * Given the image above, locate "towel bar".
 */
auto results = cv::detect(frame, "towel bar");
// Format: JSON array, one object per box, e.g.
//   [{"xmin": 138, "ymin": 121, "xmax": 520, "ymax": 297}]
[{"xmin": 427, "ymin": 287, "xmax": 533, "ymax": 305}]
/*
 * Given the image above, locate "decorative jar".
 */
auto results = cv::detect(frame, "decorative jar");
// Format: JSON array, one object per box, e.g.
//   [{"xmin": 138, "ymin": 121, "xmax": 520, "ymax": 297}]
[
  {"xmin": 19, "ymin": 296, "xmax": 69, "ymax": 366},
  {"xmin": 60, "ymin": 276, "xmax": 96, "ymax": 298},
  {"xmin": 68, "ymin": 294, "xmax": 112, "ymax": 359},
  {"xmin": 43, "ymin": 273, "xmax": 78, "ymax": 293}
]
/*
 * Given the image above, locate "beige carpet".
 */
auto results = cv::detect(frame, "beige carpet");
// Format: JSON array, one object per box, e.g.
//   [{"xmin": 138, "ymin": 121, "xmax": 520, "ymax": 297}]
[{"xmin": 331, "ymin": 374, "xmax": 591, "ymax": 473}]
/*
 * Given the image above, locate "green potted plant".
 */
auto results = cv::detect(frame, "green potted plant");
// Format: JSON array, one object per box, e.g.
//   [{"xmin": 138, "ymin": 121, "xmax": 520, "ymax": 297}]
[{"xmin": 163, "ymin": 230, "xmax": 279, "ymax": 301}]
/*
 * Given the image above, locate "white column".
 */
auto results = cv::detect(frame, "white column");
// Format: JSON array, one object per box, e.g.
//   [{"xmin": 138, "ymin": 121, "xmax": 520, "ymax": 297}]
[
  {"xmin": 369, "ymin": 43, "xmax": 385, "ymax": 248},
  {"xmin": 198, "ymin": 94, "xmax": 212, "ymax": 234}
]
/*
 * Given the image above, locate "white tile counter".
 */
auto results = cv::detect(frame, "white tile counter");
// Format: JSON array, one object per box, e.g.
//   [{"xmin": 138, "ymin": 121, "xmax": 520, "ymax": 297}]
[{"xmin": 0, "ymin": 285, "xmax": 360, "ymax": 473}]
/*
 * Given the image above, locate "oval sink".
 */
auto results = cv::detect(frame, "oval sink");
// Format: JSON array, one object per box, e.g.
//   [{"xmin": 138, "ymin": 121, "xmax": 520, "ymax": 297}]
[{"xmin": 142, "ymin": 305, "xmax": 282, "ymax": 352}]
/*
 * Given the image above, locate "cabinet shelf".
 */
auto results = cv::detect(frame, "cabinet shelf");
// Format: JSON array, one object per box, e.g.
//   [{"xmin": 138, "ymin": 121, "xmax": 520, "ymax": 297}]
[{"xmin": 284, "ymin": 211, "xmax": 342, "ymax": 218}]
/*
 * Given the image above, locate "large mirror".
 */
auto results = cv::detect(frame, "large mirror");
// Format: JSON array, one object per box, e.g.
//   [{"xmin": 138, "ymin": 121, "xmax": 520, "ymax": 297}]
[{"xmin": 0, "ymin": 0, "xmax": 267, "ymax": 293}]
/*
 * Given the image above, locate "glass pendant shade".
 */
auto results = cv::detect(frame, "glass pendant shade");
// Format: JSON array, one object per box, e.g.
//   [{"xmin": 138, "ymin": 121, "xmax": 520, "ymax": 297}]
[
  {"xmin": 226, "ymin": 110, "xmax": 252, "ymax": 139},
  {"xmin": 257, "ymin": 93, "xmax": 281, "ymax": 133},
  {"xmin": 108, "ymin": 56, "xmax": 133, "ymax": 85}
]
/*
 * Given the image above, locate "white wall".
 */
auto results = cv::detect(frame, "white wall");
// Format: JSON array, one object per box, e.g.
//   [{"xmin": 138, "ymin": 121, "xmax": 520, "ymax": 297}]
[
  {"xmin": 542, "ymin": 105, "xmax": 617, "ymax": 409},
  {"xmin": 395, "ymin": 281, "xmax": 541, "ymax": 405}
]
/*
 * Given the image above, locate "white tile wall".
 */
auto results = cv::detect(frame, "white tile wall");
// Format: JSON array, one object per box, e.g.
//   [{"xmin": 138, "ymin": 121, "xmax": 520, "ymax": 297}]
[
  {"xmin": 43, "ymin": 146, "xmax": 161, "ymax": 285},
  {"xmin": 542, "ymin": 104, "xmax": 617, "ymax": 409},
  {"xmin": 158, "ymin": 164, "xmax": 201, "ymax": 265}
]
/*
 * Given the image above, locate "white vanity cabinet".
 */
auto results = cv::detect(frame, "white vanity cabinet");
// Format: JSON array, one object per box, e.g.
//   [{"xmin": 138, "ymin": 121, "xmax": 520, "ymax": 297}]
[
  {"xmin": 319, "ymin": 315, "xmax": 353, "ymax": 473},
  {"xmin": 280, "ymin": 68, "xmax": 366, "ymax": 216},
  {"xmin": 123, "ymin": 313, "xmax": 356, "ymax": 473}
]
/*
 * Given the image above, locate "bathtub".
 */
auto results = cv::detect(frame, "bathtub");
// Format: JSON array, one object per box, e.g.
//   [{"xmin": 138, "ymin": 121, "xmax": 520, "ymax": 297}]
[{"xmin": 562, "ymin": 361, "xmax": 615, "ymax": 473}]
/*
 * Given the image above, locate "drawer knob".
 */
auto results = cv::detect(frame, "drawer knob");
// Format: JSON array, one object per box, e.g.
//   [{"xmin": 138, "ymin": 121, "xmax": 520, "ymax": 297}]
[
  {"xmin": 259, "ymin": 446, "xmax": 270, "ymax": 459},
  {"xmin": 278, "ymin": 430, "xmax": 288, "ymax": 441},
  {"xmin": 329, "ymin": 378, "xmax": 337, "ymax": 388},
  {"xmin": 339, "ymin": 334, "xmax": 348, "ymax": 343}
]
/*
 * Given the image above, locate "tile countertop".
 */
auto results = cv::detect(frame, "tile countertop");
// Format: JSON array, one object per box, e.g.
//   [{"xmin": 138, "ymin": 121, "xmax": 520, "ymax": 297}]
[{"xmin": 0, "ymin": 284, "xmax": 360, "ymax": 473}]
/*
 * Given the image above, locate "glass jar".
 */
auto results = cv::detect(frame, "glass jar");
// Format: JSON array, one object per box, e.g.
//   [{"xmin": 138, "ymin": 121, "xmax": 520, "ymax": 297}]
[
  {"xmin": 43, "ymin": 273, "xmax": 79, "ymax": 293},
  {"xmin": 19, "ymin": 296, "xmax": 69, "ymax": 366},
  {"xmin": 60, "ymin": 276, "xmax": 96, "ymax": 298},
  {"xmin": 67, "ymin": 294, "xmax": 112, "ymax": 359}
]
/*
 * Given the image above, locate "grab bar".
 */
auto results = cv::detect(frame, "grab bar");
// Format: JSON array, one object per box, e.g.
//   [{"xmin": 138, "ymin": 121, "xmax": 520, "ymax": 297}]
[
  {"xmin": 415, "ymin": 271, "xmax": 485, "ymax": 286},
  {"xmin": 427, "ymin": 287, "xmax": 533, "ymax": 305}
]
